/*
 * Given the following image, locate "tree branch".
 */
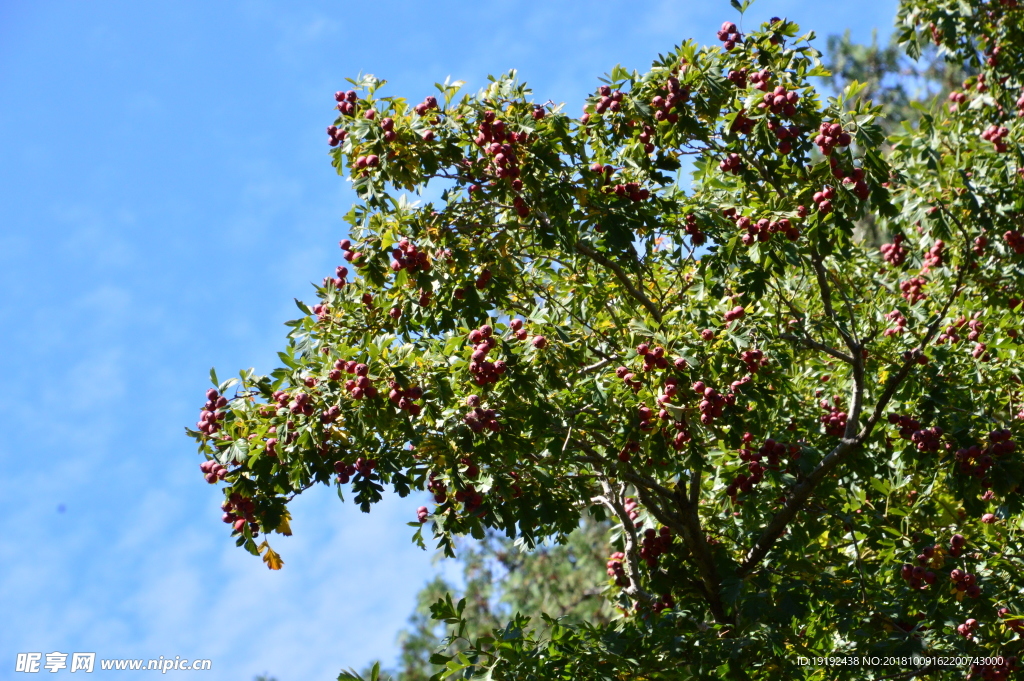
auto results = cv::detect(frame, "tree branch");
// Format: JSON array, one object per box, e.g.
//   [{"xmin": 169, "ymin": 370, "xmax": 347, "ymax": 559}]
[
  {"xmin": 809, "ymin": 248, "xmax": 858, "ymax": 355},
  {"xmin": 574, "ymin": 241, "xmax": 663, "ymax": 323},
  {"xmin": 593, "ymin": 481, "xmax": 653, "ymax": 605},
  {"xmin": 738, "ymin": 242, "xmax": 970, "ymax": 577},
  {"xmin": 780, "ymin": 333, "xmax": 854, "ymax": 364}
]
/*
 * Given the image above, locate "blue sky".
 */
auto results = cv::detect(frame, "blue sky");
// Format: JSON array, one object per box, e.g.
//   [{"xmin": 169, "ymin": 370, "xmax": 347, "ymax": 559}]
[{"xmin": 0, "ymin": 1, "xmax": 898, "ymax": 678}]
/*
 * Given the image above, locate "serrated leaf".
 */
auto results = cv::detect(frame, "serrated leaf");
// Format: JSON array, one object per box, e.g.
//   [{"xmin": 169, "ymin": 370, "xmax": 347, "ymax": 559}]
[{"xmin": 258, "ymin": 541, "xmax": 285, "ymax": 570}]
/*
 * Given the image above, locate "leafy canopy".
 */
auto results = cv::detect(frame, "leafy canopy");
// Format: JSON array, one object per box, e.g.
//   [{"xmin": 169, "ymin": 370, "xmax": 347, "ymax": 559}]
[{"xmin": 188, "ymin": 0, "xmax": 1024, "ymax": 678}]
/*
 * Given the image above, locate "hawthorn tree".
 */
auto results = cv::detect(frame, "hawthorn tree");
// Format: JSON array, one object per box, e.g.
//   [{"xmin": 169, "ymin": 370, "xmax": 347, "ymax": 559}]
[{"xmin": 188, "ymin": 0, "xmax": 1024, "ymax": 677}]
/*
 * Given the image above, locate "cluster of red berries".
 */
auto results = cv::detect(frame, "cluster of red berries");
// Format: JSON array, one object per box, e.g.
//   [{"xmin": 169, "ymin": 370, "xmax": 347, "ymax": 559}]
[
  {"xmin": 482, "ymin": 136, "xmax": 528, "ymax": 196},
  {"xmin": 742, "ymin": 436, "xmax": 800, "ymax": 468},
  {"xmin": 390, "ymin": 238, "xmax": 431, "ymax": 274},
  {"xmin": 1004, "ymin": 230, "xmax": 1024, "ymax": 255},
  {"xmin": 606, "ymin": 552, "xmax": 630, "ymax": 587},
  {"xmin": 900, "ymin": 277, "xmax": 927, "ymax": 304},
  {"xmin": 981, "ymin": 124, "xmax": 1010, "ymax": 153},
  {"xmin": 326, "ymin": 124, "xmax": 347, "ymax": 147},
  {"xmin": 320, "ymin": 404, "xmax": 342, "ymax": 425},
  {"xmin": 963, "ymin": 317, "xmax": 984, "ymax": 342},
  {"xmin": 271, "ymin": 390, "xmax": 312, "ymax": 417},
  {"xmin": 339, "ymin": 239, "xmax": 365, "ymax": 266},
  {"xmin": 633, "ymin": 121, "xmax": 659, "ymax": 155},
  {"xmin": 416, "ymin": 506, "xmax": 429, "ymax": 523},
  {"xmin": 412, "ymin": 95, "xmax": 438, "ymax": 116},
  {"xmin": 813, "ymin": 121, "xmax": 852, "ymax": 155},
  {"xmin": 590, "ymin": 162, "xmax": 615, "ymax": 182},
  {"xmin": 946, "ymin": 90, "xmax": 968, "ymax": 112},
  {"xmin": 507, "ymin": 317, "xmax": 527, "ymax": 341},
  {"xmin": 222, "ymin": 493, "xmax": 256, "ymax": 533},
  {"xmin": 636, "ymin": 343, "xmax": 670, "ymax": 371},
  {"xmin": 454, "ymin": 485, "xmax": 484, "ymax": 512},
  {"xmin": 467, "ymin": 324, "xmax": 507, "ymax": 386},
  {"xmin": 767, "ymin": 119, "xmax": 802, "ymax": 154},
  {"xmin": 820, "ymin": 398, "xmax": 848, "ymax": 436},
  {"xmin": 892, "ymin": 415, "xmax": 942, "ymax": 452},
  {"xmin": 899, "ymin": 560, "xmax": 937, "ymax": 589},
  {"xmin": 683, "ymin": 213, "xmax": 706, "ymax": 245},
  {"xmin": 650, "ymin": 76, "xmax": 689, "ymax": 124},
  {"xmin": 740, "ymin": 349, "xmax": 767, "ymax": 373},
  {"xmin": 937, "ymin": 316, "xmax": 969, "ymax": 344},
  {"xmin": 473, "ymin": 111, "xmax": 526, "ymax": 153},
  {"xmin": 730, "ymin": 109, "xmax": 755, "ymax": 136},
  {"xmin": 954, "ymin": 429, "xmax": 1016, "ymax": 479},
  {"xmin": 614, "ymin": 363, "xmax": 647, "ymax": 392},
  {"xmin": 883, "ymin": 310, "xmax": 907, "ymax": 337},
  {"xmin": 354, "ymin": 153, "xmax": 381, "ymax": 171},
  {"xmin": 593, "ymin": 86, "xmax": 624, "ymax": 114},
  {"xmin": 729, "ymin": 374, "xmax": 752, "ymax": 394},
  {"xmin": 333, "ymin": 461, "xmax": 357, "ymax": 484},
  {"xmin": 428, "ymin": 472, "xmax": 447, "ymax": 503},
  {"xmin": 726, "ymin": 461, "xmax": 764, "ymax": 502},
  {"xmin": 639, "ymin": 527, "xmax": 673, "ymax": 567},
  {"xmin": 951, "ymin": 567, "xmax": 983, "ymax": 598},
  {"xmin": 378, "ymin": 116, "xmax": 398, "ymax": 143},
  {"xmin": 812, "ymin": 185, "xmax": 835, "ymax": 215},
  {"xmin": 716, "ymin": 21, "xmax": 742, "ymax": 50},
  {"xmin": 723, "ymin": 305, "xmax": 746, "ymax": 323},
  {"xmin": 624, "ymin": 497, "xmax": 640, "ymax": 521},
  {"xmin": 387, "ymin": 382, "xmax": 423, "ymax": 415},
  {"xmin": 962, "ymin": 73, "xmax": 988, "ymax": 93},
  {"xmin": 338, "ymin": 363, "xmax": 377, "ymax": 400},
  {"xmin": 637, "ymin": 405, "xmax": 658, "ymax": 432},
  {"xmin": 694, "ymin": 381, "xmax": 729, "ymax": 425},
  {"xmin": 758, "ymin": 85, "xmax": 799, "ymax": 117},
  {"xmin": 609, "ymin": 180, "xmax": 651, "ymax": 202},
  {"xmin": 197, "ymin": 388, "xmax": 228, "ymax": 436},
  {"xmin": 727, "ymin": 68, "xmax": 748, "ymax": 88},
  {"xmin": 736, "ymin": 215, "xmax": 800, "ymax": 245},
  {"xmin": 459, "ymin": 456, "xmax": 480, "ymax": 478},
  {"xmin": 950, "ymin": 532, "xmax": 967, "ymax": 558},
  {"xmin": 354, "ymin": 457, "xmax": 377, "ymax": 478},
  {"xmin": 200, "ymin": 458, "xmax": 228, "ymax": 483},
  {"xmin": 463, "ymin": 399, "xmax": 501, "ymax": 434},
  {"xmin": 334, "ymin": 90, "xmax": 359, "ymax": 115},
  {"xmin": 719, "ymin": 152, "xmax": 743, "ymax": 175},
  {"xmin": 834, "ymin": 163, "xmax": 871, "ymax": 200},
  {"xmin": 957, "ymin": 617, "xmax": 980, "ymax": 640},
  {"xmin": 922, "ymin": 240, "xmax": 945, "ymax": 272},
  {"xmin": 748, "ymin": 69, "xmax": 771, "ymax": 91},
  {"xmin": 312, "ymin": 301, "xmax": 335, "ymax": 320},
  {"xmin": 880, "ymin": 234, "xmax": 908, "ymax": 267},
  {"xmin": 322, "ymin": 265, "xmax": 349, "ymax": 291}
]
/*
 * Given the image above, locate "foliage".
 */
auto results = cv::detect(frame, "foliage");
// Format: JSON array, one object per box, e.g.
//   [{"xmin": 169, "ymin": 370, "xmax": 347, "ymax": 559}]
[
  {"xmin": 392, "ymin": 517, "xmax": 614, "ymax": 681},
  {"xmin": 188, "ymin": 1, "xmax": 1024, "ymax": 678}
]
